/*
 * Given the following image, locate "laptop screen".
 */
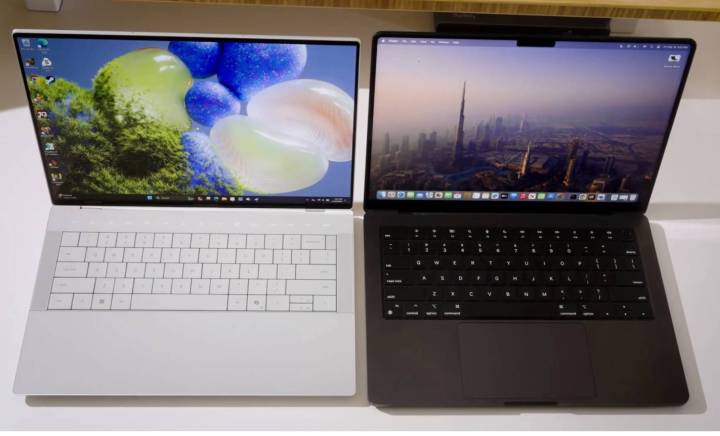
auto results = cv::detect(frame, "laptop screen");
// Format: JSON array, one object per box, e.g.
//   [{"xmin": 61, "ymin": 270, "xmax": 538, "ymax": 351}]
[
  {"xmin": 14, "ymin": 33, "xmax": 358, "ymax": 207},
  {"xmin": 367, "ymin": 36, "xmax": 692, "ymax": 208}
]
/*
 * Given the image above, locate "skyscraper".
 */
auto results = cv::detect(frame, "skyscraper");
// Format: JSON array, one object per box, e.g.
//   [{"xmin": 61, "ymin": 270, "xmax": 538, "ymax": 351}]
[
  {"xmin": 563, "ymin": 138, "xmax": 581, "ymax": 189},
  {"xmin": 453, "ymin": 82, "xmax": 466, "ymax": 165},
  {"xmin": 518, "ymin": 141, "xmax": 532, "ymax": 178},
  {"xmin": 401, "ymin": 135, "xmax": 410, "ymax": 152},
  {"xmin": 383, "ymin": 132, "xmax": 390, "ymax": 154},
  {"xmin": 494, "ymin": 116, "xmax": 504, "ymax": 138}
]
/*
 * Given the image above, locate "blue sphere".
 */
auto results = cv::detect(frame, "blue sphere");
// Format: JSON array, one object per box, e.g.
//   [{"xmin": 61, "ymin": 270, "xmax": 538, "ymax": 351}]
[
  {"xmin": 181, "ymin": 131, "xmax": 236, "ymax": 193},
  {"xmin": 217, "ymin": 43, "xmax": 307, "ymax": 101},
  {"xmin": 184, "ymin": 81, "xmax": 242, "ymax": 127},
  {"xmin": 168, "ymin": 41, "xmax": 221, "ymax": 78}
]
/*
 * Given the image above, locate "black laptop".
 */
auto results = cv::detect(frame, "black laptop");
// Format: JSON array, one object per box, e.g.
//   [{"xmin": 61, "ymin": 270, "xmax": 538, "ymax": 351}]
[{"xmin": 363, "ymin": 32, "xmax": 694, "ymax": 407}]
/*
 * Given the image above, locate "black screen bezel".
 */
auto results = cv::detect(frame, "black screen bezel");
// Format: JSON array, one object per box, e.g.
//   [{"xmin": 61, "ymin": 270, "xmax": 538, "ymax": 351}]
[
  {"xmin": 13, "ymin": 30, "xmax": 360, "ymax": 209},
  {"xmin": 363, "ymin": 31, "xmax": 696, "ymax": 214}
]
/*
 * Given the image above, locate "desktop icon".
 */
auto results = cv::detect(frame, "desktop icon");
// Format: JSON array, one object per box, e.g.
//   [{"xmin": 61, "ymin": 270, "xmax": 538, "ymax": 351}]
[
  {"xmin": 611, "ymin": 194, "xmax": 619, "ymax": 201},
  {"xmin": 24, "ymin": 58, "xmax": 35, "ymax": 67},
  {"xmin": 510, "ymin": 192, "xmax": 519, "ymax": 200},
  {"xmin": 471, "ymin": 192, "xmax": 481, "ymax": 199},
  {"xmin": 50, "ymin": 173, "xmax": 63, "ymax": 182},
  {"xmin": 407, "ymin": 191, "xmax": 415, "ymax": 199},
  {"xmin": 538, "ymin": 192, "xmax": 546, "ymax": 200},
  {"xmin": 556, "ymin": 193, "xmax": 565, "ymax": 200},
  {"xmin": 387, "ymin": 191, "xmax": 397, "ymax": 199},
  {"xmin": 588, "ymin": 194, "xmax": 596, "ymax": 201},
  {"xmin": 519, "ymin": 192, "xmax": 528, "ymax": 200},
  {"xmin": 570, "ymin": 194, "xmax": 578, "ymax": 200},
  {"xmin": 547, "ymin": 192, "xmax": 556, "ymax": 200},
  {"xmin": 668, "ymin": 54, "xmax": 682, "ymax": 62},
  {"xmin": 481, "ymin": 192, "xmax": 490, "ymax": 200},
  {"xmin": 619, "ymin": 194, "xmax": 629, "ymax": 201},
  {"xmin": 45, "ymin": 75, "xmax": 55, "ymax": 84},
  {"xmin": 491, "ymin": 192, "xmax": 500, "ymax": 200},
  {"xmin": 397, "ymin": 191, "xmax": 406, "ymax": 199},
  {"xmin": 579, "ymin": 193, "xmax": 587, "ymax": 200},
  {"xmin": 444, "ymin": 192, "xmax": 452, "ymax": 199},
  {"xmin": 528, "ymin": 193, "xmax": 537, "ymax": 200},
  {"xmin": 434, "ymin": 192, "xmax": 443, "ymax": 199},
  {"xmin": 597, "ymin": 193, "xmax": 606, "ymax": 201},
  {"xmin": 35, "ymin": 109, "xmax": 48, "ymax": 119},
  {"xmin": 20, "ymin": 38, "xmax": 30, "ymax": 47},
  {"xmin": 500, "ymin": 193, "xmax": 509, "ymax": 200},
  {"xmin": 37, "ymin": 38, "xmax": 48, "ymax": 48},
  {"xmin": 629, "ymin": 193, "xmax": 638, "ymax": 201},
  {"xmin": 147, "ymin": 195, "xmax": 153, "ymax": 201},
  {"xmin": 44, "ymin": 142, "xmax": 55, "ymax": 151},
  {"xmin": 452, "ymin": 192, "xmax": 462, "ymax": 199},
  {"xmin": 41, "ymin": 57, "xmax": 52, "ymax": 67},
  {"xmin": 416, "ymin": 192, "xmax": 425, "ymax": 199},
  {"xmin": 377, "ymin": 191, "xmax": 386, "ymax": 199}
]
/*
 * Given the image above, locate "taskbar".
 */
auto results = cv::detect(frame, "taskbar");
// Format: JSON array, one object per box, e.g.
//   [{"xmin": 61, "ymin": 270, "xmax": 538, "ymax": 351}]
[
  {"xmin": 376, "ymin": 190, "xmax": 639, "ymax": 202},
  {"xmin": 55, "ymin": 193, "xmax": 351, "ymax": 206}
]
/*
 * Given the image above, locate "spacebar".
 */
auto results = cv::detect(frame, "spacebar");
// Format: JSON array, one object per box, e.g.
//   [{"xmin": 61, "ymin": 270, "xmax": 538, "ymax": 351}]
[
  {"xmin": 461, "ymin": 303, "xmax": 554, "ymax": 319},
  {"xmin": 130, "ymin": 295, "xmax": 228, "ymax": 311}
]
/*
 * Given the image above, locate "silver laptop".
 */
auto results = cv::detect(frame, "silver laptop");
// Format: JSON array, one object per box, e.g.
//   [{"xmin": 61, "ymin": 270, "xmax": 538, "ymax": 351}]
[{"xmin": 12, "ymin": 30, "xmax": 359, "ymax": 396}]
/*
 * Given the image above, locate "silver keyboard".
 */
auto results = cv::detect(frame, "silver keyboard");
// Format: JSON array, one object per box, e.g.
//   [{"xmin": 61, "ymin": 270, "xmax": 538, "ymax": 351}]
[{"xmin": 48, "ymin": 231, "xmax": 338, "ymax": 312}]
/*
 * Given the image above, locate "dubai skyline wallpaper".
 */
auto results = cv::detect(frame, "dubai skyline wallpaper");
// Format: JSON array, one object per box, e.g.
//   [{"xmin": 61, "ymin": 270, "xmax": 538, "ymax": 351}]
[{"xmin": 369, "ymin": 42, "xmax": 690, "ymax": 200}]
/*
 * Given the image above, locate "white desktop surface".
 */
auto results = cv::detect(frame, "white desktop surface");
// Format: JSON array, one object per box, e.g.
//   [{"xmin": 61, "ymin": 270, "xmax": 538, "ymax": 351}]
[{"xmin": 1, "ymin": 89, "xmax": 719, "ymax": 430}]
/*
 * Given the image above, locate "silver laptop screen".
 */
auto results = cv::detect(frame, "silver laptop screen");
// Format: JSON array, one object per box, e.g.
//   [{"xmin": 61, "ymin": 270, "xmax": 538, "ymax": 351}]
[{"xmin": 15, "ymin": 33, "xmax": 358, "ymax": 207}]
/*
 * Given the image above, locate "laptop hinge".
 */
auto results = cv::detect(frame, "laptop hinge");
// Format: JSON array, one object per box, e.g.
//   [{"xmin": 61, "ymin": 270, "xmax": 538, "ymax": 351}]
[{"xmin": 305, "ymin": 209, "xmax": 326, "ymax": 212}]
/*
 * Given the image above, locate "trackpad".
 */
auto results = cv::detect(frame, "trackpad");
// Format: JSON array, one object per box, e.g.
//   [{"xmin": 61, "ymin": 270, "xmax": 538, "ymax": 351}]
[{"xmin": 458, "ymin": 323, "xmax": 596, "ymax": 401}]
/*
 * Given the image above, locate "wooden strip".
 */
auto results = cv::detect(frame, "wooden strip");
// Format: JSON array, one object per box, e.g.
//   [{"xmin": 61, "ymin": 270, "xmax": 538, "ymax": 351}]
[{"xmin": 131, "ymin": 0, "xmax": 720, "ymax": 22}]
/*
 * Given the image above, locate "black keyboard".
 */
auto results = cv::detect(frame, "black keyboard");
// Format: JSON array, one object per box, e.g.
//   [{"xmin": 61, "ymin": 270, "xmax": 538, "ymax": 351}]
[{"xmin": 380, "ymin": 226, "xmax": 653, "ymax": 320}]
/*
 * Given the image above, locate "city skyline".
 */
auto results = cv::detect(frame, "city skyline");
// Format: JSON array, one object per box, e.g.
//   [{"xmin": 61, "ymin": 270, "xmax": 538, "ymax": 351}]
[{"xmin": 372, "ymin": 44, "xmax": 687, "ymax": 143}]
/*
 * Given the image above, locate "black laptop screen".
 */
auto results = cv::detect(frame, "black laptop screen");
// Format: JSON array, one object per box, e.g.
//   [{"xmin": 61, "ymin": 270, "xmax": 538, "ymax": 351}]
[
  {"xmin": 14, "ymin": 33, "xmax": 358, "ymax": 208},
  {"xmin": 367, "ymin": 36, "xmax": 692, "ymax": 207}
]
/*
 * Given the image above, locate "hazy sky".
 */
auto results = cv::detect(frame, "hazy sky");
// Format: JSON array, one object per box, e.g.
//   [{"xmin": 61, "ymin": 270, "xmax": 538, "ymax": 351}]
[{"xmin": 372, "ymin": 43, "xmax": 688, "ymax": 142}]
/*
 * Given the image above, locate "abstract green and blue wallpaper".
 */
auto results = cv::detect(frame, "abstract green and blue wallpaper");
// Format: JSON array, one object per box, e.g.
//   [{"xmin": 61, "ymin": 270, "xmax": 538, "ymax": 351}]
[{"xmin": 18, "ymin": 36, "xmax": 357, "ymax": 202}]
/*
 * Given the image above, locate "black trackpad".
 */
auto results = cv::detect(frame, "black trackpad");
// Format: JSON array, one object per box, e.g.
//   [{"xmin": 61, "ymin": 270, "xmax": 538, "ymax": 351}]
[{"xmin": 458, "ymin": 323, "xmax": 596, "ymax": 401}]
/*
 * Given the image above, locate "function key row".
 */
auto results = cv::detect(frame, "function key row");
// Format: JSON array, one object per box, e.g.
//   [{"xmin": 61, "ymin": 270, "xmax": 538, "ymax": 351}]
[
  {"xmin": 382, "ymin": 227, "xmax": 634, "ymax": 242},
  {"xmin": 60, "ymin": 232, "xmax": 335, "ymax": 250}
]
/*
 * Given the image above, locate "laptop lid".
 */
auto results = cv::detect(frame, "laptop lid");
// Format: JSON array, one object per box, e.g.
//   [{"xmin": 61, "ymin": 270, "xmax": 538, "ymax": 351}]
[
  {"xmin": 364, "ymin": 32, "xmax": 695, "ymax": 213},
  {"xmin": 13, "ymin": 30, "xmax": 359, "ymax": 209}
]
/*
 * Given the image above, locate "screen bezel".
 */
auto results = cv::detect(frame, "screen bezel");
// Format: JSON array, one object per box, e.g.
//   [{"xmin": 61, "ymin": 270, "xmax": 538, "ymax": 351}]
[
  {"xmin": 363, "ymin": 31, "xmax": 696, "ymax": 214},
  {"xmin": 13, "ymin": 30, "xmax": 360, "ymax": 209}
]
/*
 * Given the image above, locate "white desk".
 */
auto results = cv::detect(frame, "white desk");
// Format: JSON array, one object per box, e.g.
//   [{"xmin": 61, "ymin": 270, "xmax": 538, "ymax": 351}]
[{"xmin": 1, "ymin": 91, "xmax": 719, "ymax": 430}]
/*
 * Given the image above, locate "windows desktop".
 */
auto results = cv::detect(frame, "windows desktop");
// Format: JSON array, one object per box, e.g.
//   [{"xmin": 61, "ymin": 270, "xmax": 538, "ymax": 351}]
[
  {"xmin": 15, "ymin": 34, "xmax": 358, "ymax": 206},
  {"xmin": 369, "ymin": 37, "xmax": 691, "ymax": 204}
]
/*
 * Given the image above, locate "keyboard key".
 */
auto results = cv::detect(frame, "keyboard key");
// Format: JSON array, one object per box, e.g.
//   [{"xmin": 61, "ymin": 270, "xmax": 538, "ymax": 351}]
[
  {"xmin": 172, "ymin": 278, "xmax": 191, "ymax": 294},
  {"xmin": 88, "ymin": 262, "xmax": 107, "ymax": 277},
  {"xmin": 153, "ymin": 233, "xmax": 172, "ymax": 248},
  {"xmin": 247, "ymin": 295, "xmax": 267, "ymax": 311},
  {"xmin": 610, "ymin": 287, "xmax": 649, "ymax": 302},
  {"xmin": 58, "ymin": 247, "xmax": 86, "ymax": 262},
  {"xmin": 95, "ymin": 278, "xmax": 114, "ymax": 293},
  {"xmin": 302, "ymin": 235, "xmax": 325, "ymax": 249},
  {"xmin": 191, "ymin": 234, "xmax": 210, "ymax": 248},
  {"xmin": 267, "ymin": 295, "xmax": 290, "ymax": 311},
  {"xmin": 228, "ymin": 295, "xmax": 247, "ymax": 310},
  {"xmin": 228, "ymin": 234, "xmax": 247, "ymax": 248},
  {"xmin": 210, "ymin": 234, "xmax": 229, "ymax": 248},
  {"xmin": 116, "ymin": 233, "xmax": 135, "ymax": 247},
  {"xmin": 191, "ymin": 279, "xmax": 210, "ymax": 294},
  {"xmin": 60, "ymin": 232, "xmax": 80, "ymax": 246},
  {"xmin": 286, "ymin": 280, "xmax": 336, "ymax": 295},
  {"xmin": 291, "ymin": 250, "xmax": 310, "ymax": 264},
  {"xmin": 290, "ymin": 303, "xmax": 313, "ymax": 312},
  {"xmin": 85, "ymin": 247, "xmax": 105, "ymax": 263},
  {"xmin": 52, "ymin": 277, "xmax": 94, "ymax": 293},
  {"xmin": 153, "ymin": 278, "xmax": 172, "ymax": 294},
  {"xmin": 247, "ymin": 234, "xmax": 265, "ymax": 248},
  {"xmin": 111, "ymin": 294, "xmax": 131, "ymax": 310},
  {"xmin": 48, "ymin": 293, "xmax": 73, "ymax": 309},
  {"xmin": 55, "ymin": 262, "xmax": 88, "ymax": 277},
  {"xmin": 114, "ymin": 278, "xmax": 133, "ymax": 293},
  {"xmin": 131, "ymin": 294, "xmax": 227, "ymax": 311},
  {"xmin": 71, "ymin": 294, "xmax": 92, "ymax": 310},
  {"xmin": 248, "ymin": 280, "xmax": 267, "ymax": 293},
  {"xmin": 313, "ymin": 296, "xmax": 336, "ymax": 311},
  {"xmin": 172, "ymin": 234, "xmax": 191, "ymax": 248},
  {"xmin": 133, "ymin": 278, "xmax": 153, "ymax": 294},
  {"xmin": 78, "ymin": 232, "xmax": 98, "ymax": 247},
  {"xmin": 91, "ymin": 294, "xmax": 112, "ymax": 310},
  {"xmin": 210, "ymin": 279, "xmax": 229, "ymax": 294},
  {"xmin": 229, "ymin": 279, "xmax": 249, "ymax": 294},
  {"xmin": 311, "ymin": 250, "xmax": 336, "ymax": 265},
  {"xmin": 296, "ymin": 265, "xmax": 335, "ymax": 280},
  {"xmin": 180, "ymin": 248, "xmax": 199, "ymax": 263}
]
